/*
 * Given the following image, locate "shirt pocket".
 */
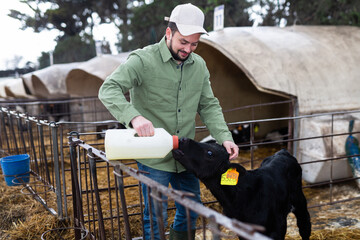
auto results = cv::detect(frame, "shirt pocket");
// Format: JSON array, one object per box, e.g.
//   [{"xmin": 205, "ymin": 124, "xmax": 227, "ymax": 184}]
[
  {"xmin": 145, "ymin": 78, "xmax": 178, "ymax": 107},
  {"xmin": 183, "ymin": 81, "xmax": 203, "ymax": 113}
]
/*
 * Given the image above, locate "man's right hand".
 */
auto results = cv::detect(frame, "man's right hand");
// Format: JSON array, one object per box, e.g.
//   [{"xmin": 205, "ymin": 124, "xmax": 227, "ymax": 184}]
[{"xmin": 131, "ymin": 116, "xmax": 155, "ymax": 136}]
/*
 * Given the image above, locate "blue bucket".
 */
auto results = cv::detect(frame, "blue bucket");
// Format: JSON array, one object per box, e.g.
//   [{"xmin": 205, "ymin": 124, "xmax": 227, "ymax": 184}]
[{"xmin": 0, "ymin": 154, "xmax": 30, "ymax": 186}]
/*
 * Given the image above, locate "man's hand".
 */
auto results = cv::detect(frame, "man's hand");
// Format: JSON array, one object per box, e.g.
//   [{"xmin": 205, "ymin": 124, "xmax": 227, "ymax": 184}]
[
  {"xmin": 131, "ymin": 116, "xmax": 155, "ymax": 136},
  {"xmin": 223, "ymin": 140, "xmax": 239, "ymax": 160}
]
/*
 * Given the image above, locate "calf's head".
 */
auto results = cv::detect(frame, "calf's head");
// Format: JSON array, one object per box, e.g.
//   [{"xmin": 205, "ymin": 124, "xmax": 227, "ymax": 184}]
[{"xmin": 172, "ymin": 138, "xmax": 232, "ymax": 180}]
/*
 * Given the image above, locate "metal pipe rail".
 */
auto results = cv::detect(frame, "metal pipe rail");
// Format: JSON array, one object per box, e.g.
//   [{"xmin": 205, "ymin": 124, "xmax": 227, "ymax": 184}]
[
  {"xmin": 68, "ymin": 135, "xmax": 270, "ymax": 240},
  {"xmin": 1, "ymin": 101, "xmax": 360, "ymax": 238}
]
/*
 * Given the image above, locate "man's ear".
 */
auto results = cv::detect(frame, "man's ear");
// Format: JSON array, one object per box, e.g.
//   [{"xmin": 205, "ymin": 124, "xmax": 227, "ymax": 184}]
[{"xmin": 165, "ymin": 27, "xmax": 172, "ymax": 41}]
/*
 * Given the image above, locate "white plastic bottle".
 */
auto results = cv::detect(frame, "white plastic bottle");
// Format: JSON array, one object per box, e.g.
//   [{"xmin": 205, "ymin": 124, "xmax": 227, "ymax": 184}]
[{"xmin": 105, "ymin": 128, "xmax": 179, "ymax": 160}]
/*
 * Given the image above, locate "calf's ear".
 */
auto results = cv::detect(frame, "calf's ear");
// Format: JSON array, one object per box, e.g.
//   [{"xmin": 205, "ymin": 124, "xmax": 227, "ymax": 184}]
[{"xmin": 228, "ymin": 163, "xmax": 246, "ymax": 176}]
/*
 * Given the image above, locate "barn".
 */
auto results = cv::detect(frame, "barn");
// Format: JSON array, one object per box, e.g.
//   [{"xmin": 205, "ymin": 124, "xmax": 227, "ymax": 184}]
[
  {"xmin": 195, "ymin": 26, "xmax": 360, "ymax": 183},
  {"xmin": 1, "ymin": 25, "xmax": 360, "ymax": 239},
  {"xmin": 1, "ymin": 26, "xmax": 359, "ymax": 184}
]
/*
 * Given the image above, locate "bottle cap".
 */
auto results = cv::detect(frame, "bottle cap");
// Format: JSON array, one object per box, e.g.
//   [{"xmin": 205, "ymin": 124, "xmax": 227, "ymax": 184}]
[{"xmin": 172, "ymin": 135, "xmax": 179, "ymax": 149}]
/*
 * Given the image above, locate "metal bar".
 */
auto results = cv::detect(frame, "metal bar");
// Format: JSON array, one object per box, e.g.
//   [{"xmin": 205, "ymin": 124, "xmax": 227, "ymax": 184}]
[
  {"xmin": 59, "ymin": 124, "xmax": 68, "ymax": 218},
  {"xmin": 38, "ymin": 122, "xmax": 52, "ymax": 185},
  {"xmin": 114, "ymin": 165, "xmax": 132, "ymax": 239},
  {"xmin": 287, "ymin": 98, "xmax": 294, "ymax": 153},
  {"xmin": 77, "ymin": 139, "xmax": 270, "ymax": 240},
  {"xmin": 88, "ymin": 148, "xmax": 106, "ymax": 240},
  {"xmin": 106, "ymin": 162, "xmax": 115, "ymax": 239},
  {"xmin": 139, "ymin": 181, "xmax": 145, "ymax": 240},
  {"xmin": 17, "ymin": 113, "xmax": 27, "ymax": 153},
  {"xmin": 152, "ymin": 189, "xmax": 166, "ymax": 240},
  {"xmin": 147, "ymin": 185, "xmax": 154, "ymax": 240},
  {"xmin": 222, "ymin": 99, "xmax": 293, "ymax": 113},
  {"xmin": 23, "ymin": 184, "xmax": 57, "ymax": 216},
  {"xmin": 8, "ymin": 112, "xmax": 19, "ymax": 154},
  {"xmin": 69, "ymin": 137, "xmax": 84, "ymax": 240},
  {"xmin": 50, "ymin": 122, "xmax": 63, "ymax": 219},
  {"xmin": 27, "ymin": 117, "xmax": 40, "ymax": 173},
  {"xmin": 114, "ymin": 167, "xmax": 123, "ymax": 239},
  {"xmin": 2, "ymin": 110, "xmax": 11, "ymax": 153}
]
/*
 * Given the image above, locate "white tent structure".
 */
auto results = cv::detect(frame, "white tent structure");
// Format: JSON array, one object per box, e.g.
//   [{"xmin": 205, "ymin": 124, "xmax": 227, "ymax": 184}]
[
  {"xmin": 200, "ymin": 26, "xmax": 360, "ymax": 114},
  {"xmin": 65, "ymin": 53, "xmax": 129, "ymax": 97},
  {"xmin": 5, "ymin": 78, "xmax": 33, "ymax": 99},
  {"xmin": 31, "ymin": 62, "xmax": 81, "ymax": 98},
  {"xmin": 197, "ymin": 26, "xmax": 360, "ymax": 183},
  {"xmin": 0, "ymin": 78, "xmax": 15, "ymax": 99}
]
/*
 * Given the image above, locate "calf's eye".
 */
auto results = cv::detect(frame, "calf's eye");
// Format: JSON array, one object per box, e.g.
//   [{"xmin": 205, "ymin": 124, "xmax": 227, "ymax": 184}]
[{"xmin": 207, "ymin": 151, "xmax": 213, "ymax": 156}]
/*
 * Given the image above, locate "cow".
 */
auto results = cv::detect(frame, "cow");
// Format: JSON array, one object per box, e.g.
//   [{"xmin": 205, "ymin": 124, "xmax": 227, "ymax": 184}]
[{"xmin": 172, "ymin": 138, "xmax": 311, "ymax": 240}]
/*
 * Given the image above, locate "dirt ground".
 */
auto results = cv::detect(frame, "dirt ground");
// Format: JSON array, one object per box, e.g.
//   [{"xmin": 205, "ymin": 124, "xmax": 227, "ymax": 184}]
[{"xmin": 1, "ymin": 146, "xmax": 360, "ymax": 239}]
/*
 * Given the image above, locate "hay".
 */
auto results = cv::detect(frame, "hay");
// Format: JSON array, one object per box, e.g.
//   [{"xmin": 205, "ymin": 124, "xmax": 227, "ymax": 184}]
[
  {"xmin": 2, "ymin": 146, "xmax": 360, "ymax": 239},
  {"xmin": 0, "ymin": 180, "xmax": 58, "ymax": 239}
]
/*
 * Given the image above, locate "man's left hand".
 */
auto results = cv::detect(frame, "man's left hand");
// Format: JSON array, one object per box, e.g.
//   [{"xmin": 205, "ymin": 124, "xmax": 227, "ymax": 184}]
[{"xmin": 223, "ymin": 141, "xmax": 239, "ymax": 160}]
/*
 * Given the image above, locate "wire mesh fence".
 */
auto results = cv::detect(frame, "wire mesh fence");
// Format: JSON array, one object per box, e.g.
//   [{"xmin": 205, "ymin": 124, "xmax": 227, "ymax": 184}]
[{"xmin": 1, "ymin": 97, "xmax": 360, "ymax": 239}]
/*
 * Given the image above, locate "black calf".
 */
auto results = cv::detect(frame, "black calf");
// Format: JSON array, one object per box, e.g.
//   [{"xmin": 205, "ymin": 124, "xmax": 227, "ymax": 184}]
[{"xmin": 172, "ymin": 138, "xmax": 311, "ymax": 240}]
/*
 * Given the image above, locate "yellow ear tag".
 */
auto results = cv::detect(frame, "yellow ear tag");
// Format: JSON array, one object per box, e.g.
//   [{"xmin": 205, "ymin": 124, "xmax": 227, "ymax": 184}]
[{"xmin": 220, "ymin": 168, "xmax": 239, "ymax": 186}]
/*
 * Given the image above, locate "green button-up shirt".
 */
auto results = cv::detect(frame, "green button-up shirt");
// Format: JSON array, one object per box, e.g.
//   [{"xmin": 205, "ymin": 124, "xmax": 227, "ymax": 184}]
[{"xmin": 98, "ymin": 36, "xmax": 233, "ymax": 172}]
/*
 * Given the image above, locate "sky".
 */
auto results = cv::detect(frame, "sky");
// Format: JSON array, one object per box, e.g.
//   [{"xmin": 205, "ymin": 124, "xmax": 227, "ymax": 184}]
[
  {"xmin": 0, "ymin": 1, "xmax": 119, "ymax": 71},
  {"xmin": 0, "ymin": 1, "xmax": 267, "ymax": 71}
]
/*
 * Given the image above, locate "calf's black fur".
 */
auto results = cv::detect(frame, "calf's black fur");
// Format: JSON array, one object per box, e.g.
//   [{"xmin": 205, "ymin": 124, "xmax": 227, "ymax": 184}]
[{"xmin": 172, "ymin": 138, "xmax": 311, "ymax": 240}]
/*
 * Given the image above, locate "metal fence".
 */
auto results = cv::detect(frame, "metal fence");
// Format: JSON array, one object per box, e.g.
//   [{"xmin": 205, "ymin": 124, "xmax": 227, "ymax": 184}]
[
  {"xmin": 67, "ymin": 136, "xmax": 270, "ymax": 239},
  {"xmin": 0, "ymin": 97, "xmax": 121, "ymax": 220},
  {"xmin": 1, "ymin": 97, "xmax": 360, "ymax": 239}
]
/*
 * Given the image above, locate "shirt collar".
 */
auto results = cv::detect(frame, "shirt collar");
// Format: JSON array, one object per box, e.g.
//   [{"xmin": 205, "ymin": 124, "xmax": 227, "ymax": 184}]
[{"xmin": 159, "ymin": 36, "xmax": 194, "ymax": 64}]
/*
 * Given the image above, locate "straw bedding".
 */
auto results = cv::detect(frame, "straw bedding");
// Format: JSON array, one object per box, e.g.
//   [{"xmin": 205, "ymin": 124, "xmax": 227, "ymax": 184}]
[{"xmin": 1, "ymin": 146, "xmax": 360, "ymax": 239}]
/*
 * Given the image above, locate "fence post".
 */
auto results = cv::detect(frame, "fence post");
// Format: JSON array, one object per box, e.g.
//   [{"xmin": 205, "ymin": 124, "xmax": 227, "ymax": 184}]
[
  {"xmin": 69, "ymin": 135, "xmax": 85, "ymax": 240},
  {"xmin": 152, "ymin": 188, "xmax": 166, "ymax": 240},
  {"xmin": 50, "ymin": 122, "xmax": 63, "ymax": 219},
  {"xmin": 8, "ymin": 110, "xmax": 19, "ymax": 154},
  {"xmin": 16, "ymin": 112, "xmax": 27, "ymax": 153},
  {"xmin": 114, "ymin": 165, "xmax": 132, "ymax": 240},
  {"xmin": 38, "ymin": 120, "xmax": 52, "ymax": 184},
  {"xmin": 27, "ymin": 115, "xmax": 40, "ymax": 173},
  {"xmin": 288, "ymin": 98, "xmax": 295, "ymax": 154},
  {"xmin": 88, "ymin": 148, "xmax": 106, "ymax": 240},
  {"xmin": 209, "ymin": 215, "xmax": 221, "ymax": 240},
  {"xmin": 0, "ymin": 110, "xmax": 6, "ymax": 154},
  {"xmin": 58, "ymin": 124, "xmax": 69, "ymax": 219}
]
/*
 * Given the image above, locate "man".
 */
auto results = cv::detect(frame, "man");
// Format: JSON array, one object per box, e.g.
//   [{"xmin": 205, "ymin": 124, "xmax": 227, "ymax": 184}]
[{"xmin": 98, "ymin": 3, "xmax": 239, "ymax": 239}]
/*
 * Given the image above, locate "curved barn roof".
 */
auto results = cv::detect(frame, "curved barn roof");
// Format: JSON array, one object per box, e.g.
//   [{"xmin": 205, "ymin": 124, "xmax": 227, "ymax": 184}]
[
  {"xmin": 5, "ymin": 78, "xmax": 33, "ymax": 99},
  {"xmin": 200, "ymin": 26, "xmax": 360, "ymax": 114},
  {"xmin": 66, "ymin": 53, "xmax": 129, "ymax": 97},
  {"xmin": 31, "ymin": 62, "xmax": 81, "ymax": 98}
]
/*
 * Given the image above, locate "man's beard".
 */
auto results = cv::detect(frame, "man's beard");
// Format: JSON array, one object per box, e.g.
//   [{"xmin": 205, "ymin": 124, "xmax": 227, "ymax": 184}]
[{"xmin": 169, "ymin": 39, "xmax": 189, "ymax": 62}]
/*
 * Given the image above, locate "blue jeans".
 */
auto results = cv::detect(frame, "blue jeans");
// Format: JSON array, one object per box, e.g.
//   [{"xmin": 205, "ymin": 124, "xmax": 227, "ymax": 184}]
[{"xmin": 137, "ymin": 162, "xmax": 201, "ymax": 240}]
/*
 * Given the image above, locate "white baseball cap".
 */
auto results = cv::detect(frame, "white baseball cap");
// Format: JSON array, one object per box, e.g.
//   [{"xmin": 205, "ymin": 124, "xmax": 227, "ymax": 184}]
[{"xmin": 164, "ymin": 3, "xmax": 208, "ymax": 36}]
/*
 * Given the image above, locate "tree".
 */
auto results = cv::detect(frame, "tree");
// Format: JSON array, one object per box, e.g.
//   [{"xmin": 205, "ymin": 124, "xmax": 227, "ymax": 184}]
[
  {"xmin": 129, "ymin": 0, "xmax": 253, "ymax": 49},
  {"xmin": 8, "ymin": 0, "xmax": 97, "ymax": 37},
  {"xmin": 253, "ymin": 0, "xmax": 360, "ymax": 27},
  {"xmin": 38, "ymin": 52, "xmax": 50, "ymax": 69},
  {"xmin": 284, "ymin": 0, "xmax": 360, "ymax": 26},
  {"xmin": 201, "ymin": 0, "xmax": 253, "ymax": 28},
  {"xmin": 9, "ymin": 0, "xmax": 104, "ymax": 65},
  {"xmin": 53, "ymin": 34, "xmax": 96, "ymax": 64},
  {"xmin": 91, "ymin": 0, "xmax": 135, "ymax": 52}
]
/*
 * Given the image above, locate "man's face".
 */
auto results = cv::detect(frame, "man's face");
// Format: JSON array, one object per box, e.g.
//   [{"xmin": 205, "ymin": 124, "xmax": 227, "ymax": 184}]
[{"xmin": 166, "ymin": 28, "xmax": 201, "ymax": 62}]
